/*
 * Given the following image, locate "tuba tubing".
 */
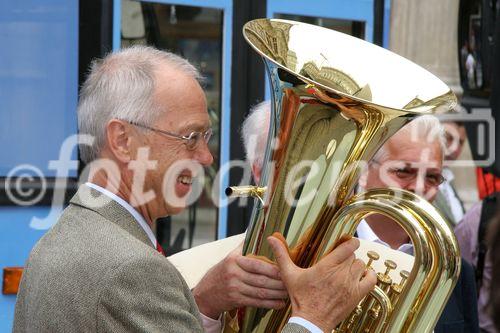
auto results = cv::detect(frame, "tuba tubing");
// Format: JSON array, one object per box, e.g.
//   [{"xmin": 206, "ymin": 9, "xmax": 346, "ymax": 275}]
[{"xmin": 316, "ymin": 189, "xmax": 460, "ymax": 333}]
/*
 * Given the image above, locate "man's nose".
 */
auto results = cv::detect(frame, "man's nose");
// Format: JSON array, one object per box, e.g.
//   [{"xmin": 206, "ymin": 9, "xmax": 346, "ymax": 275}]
[
  {"xmin": 195, "ymin": 140, "xmax": 214, "ymax": 166},
  {"xmin": 405, "ymin": 179, "xmax": 417, "ymax": 193},
  {"xmin": 405, "ymin": 176, "xmax": 430, "ymax": 197}
]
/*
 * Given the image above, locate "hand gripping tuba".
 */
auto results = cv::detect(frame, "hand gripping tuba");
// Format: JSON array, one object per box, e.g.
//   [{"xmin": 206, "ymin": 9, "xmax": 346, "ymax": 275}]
[{"xmin": 229, "ymin": 19, "xmax": 461, "ymax": 333}]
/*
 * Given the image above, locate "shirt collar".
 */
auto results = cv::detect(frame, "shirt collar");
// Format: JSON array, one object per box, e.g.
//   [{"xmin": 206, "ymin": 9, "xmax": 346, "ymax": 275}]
[
  {"xmin": 442, "ymin": 167, "xmax": 454, "ymax": 182},
  {"xmin": 85, "ymin": 182, "xmax": 157, "ymax": 248},
  {"xmin": 357, "ymin": 220, "xmax": 414, "ymax": 255},
  {"xmin": 356, "ymin": 219, "xmax": 380, "ymax": 243}
]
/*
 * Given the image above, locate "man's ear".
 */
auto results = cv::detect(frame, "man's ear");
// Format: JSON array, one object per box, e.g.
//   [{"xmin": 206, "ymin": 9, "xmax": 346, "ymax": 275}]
[{"xmin": 106, "ymin": 119, "xmax": 133, "ymax": 163}]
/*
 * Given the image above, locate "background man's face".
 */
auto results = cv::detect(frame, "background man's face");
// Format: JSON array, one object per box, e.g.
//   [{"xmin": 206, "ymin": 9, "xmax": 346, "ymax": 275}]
[
  {"xmin": 361, "ymin": 130, "xmax": 443, "ymax": 202},
  {"xmin": 443, "ymin": 122, "xmax": 466, "ymax": 161}
]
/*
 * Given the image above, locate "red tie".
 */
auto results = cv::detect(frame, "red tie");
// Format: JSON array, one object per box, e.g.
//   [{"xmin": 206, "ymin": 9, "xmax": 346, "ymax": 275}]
[{"xmin": 156, "ymin": 242, "xmax": 165, "ymax": 256}]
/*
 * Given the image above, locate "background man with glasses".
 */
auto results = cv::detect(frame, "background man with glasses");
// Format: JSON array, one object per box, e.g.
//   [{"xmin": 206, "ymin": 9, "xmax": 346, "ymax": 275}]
[
  {"xmin": 356, "ymin": 115, "xmax": 479, "ymax": 333},
  {"xmin": 240, "ymin": 106, "xmax": 479, "ymax": 333},
  {"xmin": 357, "ymin": 115, "xmax": 447, "ymax": 251}
]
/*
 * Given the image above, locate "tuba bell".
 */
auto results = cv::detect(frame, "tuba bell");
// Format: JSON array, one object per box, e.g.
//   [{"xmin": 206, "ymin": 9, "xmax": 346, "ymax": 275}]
[{"xmin": 228, "ymin": 18, "xmax": 461, "ymax": 333}]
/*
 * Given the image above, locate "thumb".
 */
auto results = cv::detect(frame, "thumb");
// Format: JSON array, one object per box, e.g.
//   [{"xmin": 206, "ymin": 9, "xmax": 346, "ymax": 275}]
[{"xmin": 267, "ymin": 235, "xmax": 296, "ymax": 279}]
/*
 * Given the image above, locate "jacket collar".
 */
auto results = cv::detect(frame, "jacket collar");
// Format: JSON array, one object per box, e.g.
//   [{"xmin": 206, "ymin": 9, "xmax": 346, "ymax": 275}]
[{"xmin": 69, "ymin": 185, "xmax": 154, "ymax": 249}]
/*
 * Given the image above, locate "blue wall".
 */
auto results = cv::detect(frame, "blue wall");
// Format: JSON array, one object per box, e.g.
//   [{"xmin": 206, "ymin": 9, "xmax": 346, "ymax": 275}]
[
  {"xmin": 0, "ymin": 0, "xmax": 78, "ymax": 176},
  {"xmin": 0, "ymin": 207, "xmax": 57, "ymax": 331},
  {"xmin": 0, "ymin": 0, "xmax": 78, "ymax": 330}
]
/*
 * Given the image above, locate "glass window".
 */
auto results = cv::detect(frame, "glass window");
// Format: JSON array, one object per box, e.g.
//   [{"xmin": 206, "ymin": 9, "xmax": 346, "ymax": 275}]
[
  {"xmin": 0, "ymin": 1, "xmax": 78, "ymax": 177},
  {"xmin": 275, "ymin": 13, "xmax": 365, "ymax": 39},
  {"xmin": 121, "ymin": 0, "xmax": 223, "ymax": 252},
  {"xmin": 458, "ymin": 0, "xmax": 495, "ymax": 95}
]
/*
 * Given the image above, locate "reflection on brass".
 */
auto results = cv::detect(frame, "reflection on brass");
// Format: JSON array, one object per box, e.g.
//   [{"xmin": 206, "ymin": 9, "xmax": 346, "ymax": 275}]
[
  {"xmin": 234, "ymin": 18, "xmax": 460, "ymax": 333},
  {"xmin": 243, "ymin": 20, "xmax": 297, "ymax": 70},
  {"xmin": 361, "ymin": 286, "xmax": 393, "ymax": 333},
  {"xmin": 337, "ymin": 305, "xmax": 363, "ymax": 332},
  {"xmin": 300, "ymin": 62, "xmax": 363, "ymax": 96},
  {"xmin": 403, "ymin": 96, "xmax": 425, "ymax": 109}
]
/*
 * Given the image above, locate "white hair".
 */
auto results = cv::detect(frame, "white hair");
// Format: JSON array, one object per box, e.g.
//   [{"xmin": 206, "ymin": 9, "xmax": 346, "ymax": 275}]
[
  {"xmin": 373, "ymin": 114, "xmax": 447, "ymax": 162},
  {"xmin": 241, "ymin": 100, "xmax": 271, "ymax": 168},
  {"xmin": 77, "ymin": 45, "xmax": 202, "ymax": 163}
]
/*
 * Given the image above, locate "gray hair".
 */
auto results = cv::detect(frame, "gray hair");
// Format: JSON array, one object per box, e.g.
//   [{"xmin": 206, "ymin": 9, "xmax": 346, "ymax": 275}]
[
  {"xmin": 241, "ymin": 100, "xmax": 271, "ymax": 168},
  {"xmin": 77, "ymin": 45, "xmax": 202, "ymax": 163},
  {"xmin": 373, "ymin": 114, "xmax": 447, "ymax": 162}
]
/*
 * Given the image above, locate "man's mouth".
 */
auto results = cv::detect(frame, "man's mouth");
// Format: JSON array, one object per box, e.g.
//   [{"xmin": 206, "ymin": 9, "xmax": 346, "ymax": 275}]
[{"xmin": 177, "ymin": 175, "xmax": 193, "ymax": 185}]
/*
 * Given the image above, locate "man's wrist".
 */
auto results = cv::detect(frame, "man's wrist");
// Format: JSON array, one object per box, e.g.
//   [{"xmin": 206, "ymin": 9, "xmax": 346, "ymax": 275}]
[{"xmin": 192, "ymin": 286, "xmax": 222, "ymax": 319}]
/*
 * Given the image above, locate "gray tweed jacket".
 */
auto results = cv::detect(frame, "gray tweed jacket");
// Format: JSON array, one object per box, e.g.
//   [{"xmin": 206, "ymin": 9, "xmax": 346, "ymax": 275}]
[{"xmin": 13, "ymin": 186, "xmax": 309, "ymax": 333}]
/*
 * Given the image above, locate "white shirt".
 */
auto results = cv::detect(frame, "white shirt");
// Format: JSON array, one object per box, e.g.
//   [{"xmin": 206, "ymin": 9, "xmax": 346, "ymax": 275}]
[
  {"xmin": 465, "ymin": 53, "xmax": 475, "ymax": 73},
  {"xmin": 438, "ymin": 168, "xmax": 465, "ymax": 223},
  {"xmin": 357, "ymin": 220, "xmax": 413, "ymax": 255},
  {"xmin": 85, "ymin": 183, "xmax": 221, "ymax": 332}
]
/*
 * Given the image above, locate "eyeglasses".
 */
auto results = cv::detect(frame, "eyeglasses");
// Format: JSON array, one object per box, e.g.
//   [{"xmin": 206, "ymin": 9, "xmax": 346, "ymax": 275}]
[
  {"xmin": 371, "ymin": 160, "xmax": 446, "ymax": 187},
  {"xmin": 128, "ymin": 121, "xmax": 213, "ymax": 151}
]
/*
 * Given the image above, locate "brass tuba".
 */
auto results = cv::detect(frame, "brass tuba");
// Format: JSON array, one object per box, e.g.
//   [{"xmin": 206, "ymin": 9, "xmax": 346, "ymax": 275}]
[{"xmin": 228, "ymin": 19, "xmax": 461, "ymax": 333}]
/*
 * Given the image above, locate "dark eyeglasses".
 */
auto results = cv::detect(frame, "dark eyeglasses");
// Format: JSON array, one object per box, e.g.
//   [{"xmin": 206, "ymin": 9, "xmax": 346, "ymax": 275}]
[
  {"xmin": 128, "ymin": 121, "xmax": 213, "ymax": 151},
  {"xmin": 372, "ymin": 160, "xmax": 446, "ymax": 187}
]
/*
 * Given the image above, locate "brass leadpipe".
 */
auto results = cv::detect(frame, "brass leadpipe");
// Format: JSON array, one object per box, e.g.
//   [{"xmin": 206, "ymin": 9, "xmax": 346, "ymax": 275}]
[{"xmin": 225, "ymin": 186, "xmax": 267, "ymax": 204}]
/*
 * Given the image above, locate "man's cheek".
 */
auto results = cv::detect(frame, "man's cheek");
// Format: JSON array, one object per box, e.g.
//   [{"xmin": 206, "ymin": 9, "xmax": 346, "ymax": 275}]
[{"xmin": 424, "ymin": 188, "xmax": 438, "ymax": 202}]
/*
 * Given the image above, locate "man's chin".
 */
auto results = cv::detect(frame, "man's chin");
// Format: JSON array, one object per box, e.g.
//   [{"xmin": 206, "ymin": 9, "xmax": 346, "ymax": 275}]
[
  {"xmin": 163, "ymin": 200, "xmax": 189, "ymax": 216},
  {"xmin": 159, "ymin": 184, "xmax": 192, "ymax": 215}
]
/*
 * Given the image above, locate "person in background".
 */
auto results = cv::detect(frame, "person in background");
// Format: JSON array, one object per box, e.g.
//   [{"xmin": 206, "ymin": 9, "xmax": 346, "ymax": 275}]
[
  {"xmin": 466, "ymin": 47, "xmax": 477, "ymax": 89},
  {"xmin": 244, "ymin": 104, "xmax": 479, "ymax": 332},
  {"xmin": 487, "ymin": 210, "xmax": 500, "ymax": 332},
  {"xmin": 476, "ymin": 168, "xmax": 500, "ymax": 200},
  {"xmin": 455, "ymin": 192, "xmax": 500, "ymax": 333},
  {"xmin": 434, "ymin": 106, "xmax": 468, "ymax": 225},
  {"xmin": 241, "ymin": 100, "xmax": 271, "ymax": 185},
  {"xmin": 356, "ymin": 116, "xmax": 479, "ymax": 333}
]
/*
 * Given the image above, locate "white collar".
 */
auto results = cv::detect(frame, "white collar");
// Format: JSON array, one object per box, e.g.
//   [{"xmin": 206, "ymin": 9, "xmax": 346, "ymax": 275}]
[
  {"xmin": 442, "ymin": 167, "xmax": 455, "ymax": 182},
  {"xmin": 356, "ymin": 219, "xmax": 380, "ymax": 243},
  {"xmin": 85, "ymin": 182, "xmax": 157, "ymax": 248},
  {"xmin": 357, "ymin": 220, "xmax": 414, "ymax": 255}
]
